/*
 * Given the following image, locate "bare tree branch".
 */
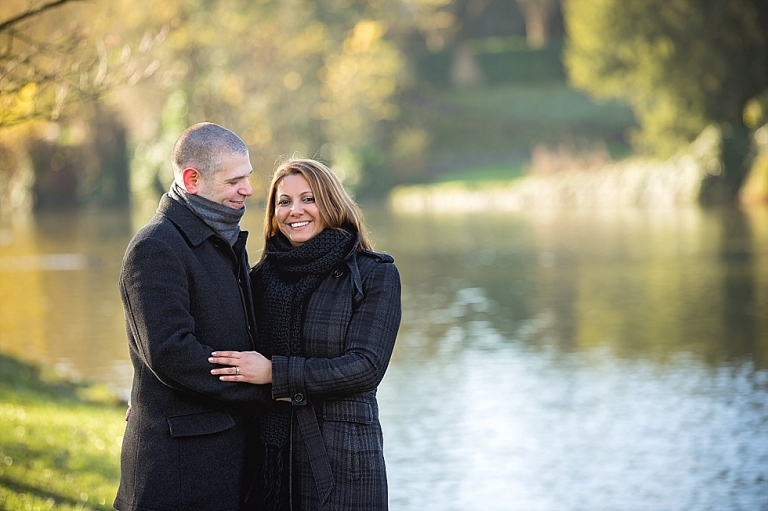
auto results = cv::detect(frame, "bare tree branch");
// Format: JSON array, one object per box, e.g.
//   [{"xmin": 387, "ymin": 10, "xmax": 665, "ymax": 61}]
[
  {"xmin": 0, "ymin": 1, "xmax": 167, "ymax": 128},
  {"xmin": 0, "ymin": 0, "xmax": 85, "ymax": 33}
]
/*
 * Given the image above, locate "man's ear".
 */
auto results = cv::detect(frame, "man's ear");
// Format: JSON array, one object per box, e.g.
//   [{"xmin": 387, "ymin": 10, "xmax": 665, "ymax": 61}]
[{"xmin": 182, "ymin": 168, "xmax": 201, "ymax": 194}]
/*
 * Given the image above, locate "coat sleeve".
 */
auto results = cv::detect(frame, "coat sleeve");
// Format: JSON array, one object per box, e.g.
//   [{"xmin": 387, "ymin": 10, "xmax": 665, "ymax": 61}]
[
  {"xmin": 121, "ymin": 234, "xmax": 272, "ymax": 405},
  {"xmin": 271, "ymin": 259, "xmax": 402, "ymax": 402}
]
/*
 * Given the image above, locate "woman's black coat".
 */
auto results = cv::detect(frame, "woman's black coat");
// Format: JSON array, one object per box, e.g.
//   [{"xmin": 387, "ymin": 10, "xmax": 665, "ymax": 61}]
[{"xmin": 252, "ymin": 246, "xmax": 401, "ymax": 510}]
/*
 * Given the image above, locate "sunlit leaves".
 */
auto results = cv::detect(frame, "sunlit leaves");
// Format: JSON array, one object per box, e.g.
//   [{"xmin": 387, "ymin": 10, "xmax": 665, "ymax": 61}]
[
  {"xmin": 0, "ymin": 0, "xmax": 167, "ymax": 127},
  {"xmin": 564, "ymin": 0, "xmax": 768, "ymax": 158},
  {"xmin": 320, "ymin": 20, "xmax": 404, "ymax": 145},
  {"xmin": 401, "ymin": 0, "xmax": 456, "ymax": 52},
  {"xmin": 108, "ymin": 0, "xmax": 410, "ymax": 193}
]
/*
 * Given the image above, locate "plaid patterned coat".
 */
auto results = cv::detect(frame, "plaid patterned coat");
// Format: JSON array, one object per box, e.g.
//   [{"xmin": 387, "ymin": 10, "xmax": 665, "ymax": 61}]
[{"xmin": 254, "ymin": 247, "xmax": 401, "ymax": 510}]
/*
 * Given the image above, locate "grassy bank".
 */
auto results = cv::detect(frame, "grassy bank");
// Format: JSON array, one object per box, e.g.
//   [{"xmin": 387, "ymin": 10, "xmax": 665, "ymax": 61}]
[
  {"xmin": 397, "ymin": 81, "xmax": 637, "ymax": 184},
  {"xmin": 390, "ymin": 126, "xmax": 721, "ymax": 211},
  {"xmin": 0, "ymin": 354, "xmax": 124, "ymax": 510}
]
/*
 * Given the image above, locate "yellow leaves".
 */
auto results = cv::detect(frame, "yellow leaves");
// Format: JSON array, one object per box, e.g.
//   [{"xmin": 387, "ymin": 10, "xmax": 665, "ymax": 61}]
[
  {"xmin": 18, "ymin": 82, "xmax": 39, "ymax": 115},
  {"xmin": 344, "ymin": 20, "xmax": 387, "ymax": 54},
  {"xmin": 283, "ymin": 71, "xmax": 303, "ymax": 91},
  {"xmin": 242, "ymin": 124, "xmax": 273, "ymax": 148},
  {"xmin": 432, "ymin": 11, "xmax": 455, "ymax": 30},
  {"xmin": 738, "ymin": 151, "xmax": 768, "ymax": 205},
  {"xmin": 317, "ymin": 18, "xmax": 403, "ymax": 134},
  {"xmin": 0, "ymin": 82, "xmax": 39, "ymax": 125},
  {"xmin": 283, "ymin": 21, "xmax": 330, "ymax": 59},
  {"xmin": 743, "ymin": 93, "xmax": 768, "ymax": 130},
  {"xmin": 221, "ymin": 73, "xmax": 243, "ymax": 106},
  {"xmin": 402, "ymin": 0, "xmax": 455, "ymax": 52}
]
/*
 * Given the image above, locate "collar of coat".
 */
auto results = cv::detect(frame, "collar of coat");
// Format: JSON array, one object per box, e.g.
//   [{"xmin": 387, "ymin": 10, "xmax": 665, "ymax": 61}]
[{"xmin": 157, "ymin": 193, "xmax": 248, "ymax": 248}]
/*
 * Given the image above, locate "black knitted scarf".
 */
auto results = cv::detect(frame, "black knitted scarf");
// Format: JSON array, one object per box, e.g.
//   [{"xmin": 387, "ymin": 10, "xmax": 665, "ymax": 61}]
[{"xmin": 253, "ymin": 227, "xmax": 357, "ymax": 510}]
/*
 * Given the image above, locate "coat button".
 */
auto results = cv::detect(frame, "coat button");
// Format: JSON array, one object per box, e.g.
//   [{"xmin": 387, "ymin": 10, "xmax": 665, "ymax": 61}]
[
  {"xmin": 332, "ymin": 268, "xmax": 343, "ymax": 278},
  {"xmin": 293, "ymin": 393, "xmax": 305, "ymax": 403}
]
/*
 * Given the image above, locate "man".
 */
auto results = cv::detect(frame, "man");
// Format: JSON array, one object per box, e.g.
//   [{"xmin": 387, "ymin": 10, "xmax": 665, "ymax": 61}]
[{"xmin": 114, "ymin": 123, "xmax": 270, "ymax": 511}]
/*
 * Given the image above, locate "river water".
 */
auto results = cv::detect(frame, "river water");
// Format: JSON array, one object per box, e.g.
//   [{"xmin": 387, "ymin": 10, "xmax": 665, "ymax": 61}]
[{"xmin": 1, "ymin": 204, "xmax": 767, "ymax": 510}]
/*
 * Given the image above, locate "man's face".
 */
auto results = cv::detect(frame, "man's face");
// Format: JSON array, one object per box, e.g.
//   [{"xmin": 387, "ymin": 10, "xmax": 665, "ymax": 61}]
[{"xmin": 195, "ymin": 153, "xmax": 254, "ymax": 209}]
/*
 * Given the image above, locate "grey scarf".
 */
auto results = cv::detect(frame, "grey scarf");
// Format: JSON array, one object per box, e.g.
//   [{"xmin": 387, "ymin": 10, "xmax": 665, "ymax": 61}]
[{"xmin": 168, "ymin": 180, "xmax": 244, "ymax": 245}]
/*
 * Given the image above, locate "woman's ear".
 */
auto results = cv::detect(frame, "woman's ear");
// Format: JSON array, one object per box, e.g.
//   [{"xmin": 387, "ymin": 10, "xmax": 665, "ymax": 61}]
[{"xmin": 182, "ymin": 168, "xmax": 201, "ymax": 194}]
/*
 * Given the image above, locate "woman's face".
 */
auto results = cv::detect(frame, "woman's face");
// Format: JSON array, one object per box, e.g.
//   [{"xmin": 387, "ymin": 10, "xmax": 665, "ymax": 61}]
[{"xmin": 274, "ymin": 173, "xmax": 327, "ymax": 247}]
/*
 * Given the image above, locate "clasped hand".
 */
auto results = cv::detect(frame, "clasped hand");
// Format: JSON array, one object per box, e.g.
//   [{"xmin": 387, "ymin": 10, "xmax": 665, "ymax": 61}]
[{"xmin": 209, "ymin": 350, "xmax": 272, "ymax": 384}]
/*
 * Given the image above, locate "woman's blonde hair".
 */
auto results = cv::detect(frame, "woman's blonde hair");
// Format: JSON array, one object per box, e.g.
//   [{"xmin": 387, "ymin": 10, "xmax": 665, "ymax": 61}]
[{"xmin": 261, "ymin": 158, "xmax": 372, "ymax": 259}]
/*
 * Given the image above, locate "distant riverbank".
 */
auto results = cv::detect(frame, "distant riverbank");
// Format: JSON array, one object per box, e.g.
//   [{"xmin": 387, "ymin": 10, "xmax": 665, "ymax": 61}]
[{"xmin": 391, "ymin": 126, "xmax": 720, "ymax": 212}]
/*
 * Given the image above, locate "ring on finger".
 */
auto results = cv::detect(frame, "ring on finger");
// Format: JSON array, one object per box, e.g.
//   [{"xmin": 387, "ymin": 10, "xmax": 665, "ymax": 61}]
[{"xmin": 235, "ymin": 366, "xmax": 240, "ymax": 375}]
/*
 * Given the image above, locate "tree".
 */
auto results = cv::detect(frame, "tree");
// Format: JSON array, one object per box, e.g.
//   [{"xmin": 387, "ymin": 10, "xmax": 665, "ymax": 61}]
[
  {"xmin": 0, "ymin": 0, "xmax": 166, "ymax": 127},
  {"xmin": 564, "ymin": 0, "xmax": 768, "ymax": 200},
  {"xmin": 514, "ymin": 0, "xmax": 560, "ymax": 48},
  {"xmin": 113, "ymin": 0, "xmax": 407, "ymax": 198},
  {"xmin": 0, "ymin": 0, "xmax": 168, "ymax": 212}
]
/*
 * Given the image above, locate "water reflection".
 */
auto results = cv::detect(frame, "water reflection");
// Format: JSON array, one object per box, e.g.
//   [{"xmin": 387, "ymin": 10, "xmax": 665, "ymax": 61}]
[
  {"xmin": 1, "ymin": 204, "xmax": 768, "ymax": 509},
  {"xmin": 374, "ymin": 205, "xmax": 768, "ymax": 509},
  {"xmin": 0, "ymin": 211, "xmax": 135, "ymax": 390},
  {"xmin": 381, "ymin": 206, "xmax": 768, "ymax": 369},
  {"xmin": 380, "ymin": 347, "xmax": 768, "ymax": 510}
]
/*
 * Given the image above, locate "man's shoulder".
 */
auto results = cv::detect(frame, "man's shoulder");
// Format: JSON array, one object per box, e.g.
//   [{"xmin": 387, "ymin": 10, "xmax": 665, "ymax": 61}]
[
  {"xmin": 130, "ymin": 212, "xmax": 181, "ymax": 245},
  {"xmin": 130, "ymin": 196, "xmax": 212, "ymax": 248}
]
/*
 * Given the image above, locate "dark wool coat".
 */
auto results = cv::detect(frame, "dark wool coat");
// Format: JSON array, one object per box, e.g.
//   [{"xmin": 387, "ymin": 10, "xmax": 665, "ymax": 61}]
[
  {"xmin": 253, "ymin": 246, "xmax": 402, "ymax": 511},
  {"xmin": 115, "ymin": 195, "xmax": 272, "ymax": 511}
]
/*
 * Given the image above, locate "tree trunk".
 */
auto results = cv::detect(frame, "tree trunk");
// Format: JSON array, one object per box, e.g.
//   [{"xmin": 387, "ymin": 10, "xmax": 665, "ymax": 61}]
[
  {"xmin": 451, "ymin": 42, "xmax": 486, "ymax": 88},
  {"xmin": 700, "ymin": 123, "xmax": 754, "ymax": 204},
  {"xmin": 516, "ymin": 0, "xmax": 557, "ymax": 48}
]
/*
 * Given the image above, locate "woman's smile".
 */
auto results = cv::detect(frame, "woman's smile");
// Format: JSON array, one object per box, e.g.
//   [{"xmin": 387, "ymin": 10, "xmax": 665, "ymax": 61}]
[{"xmin": 275, "ymin": 173, "xmax": 326, "ymax": 246}]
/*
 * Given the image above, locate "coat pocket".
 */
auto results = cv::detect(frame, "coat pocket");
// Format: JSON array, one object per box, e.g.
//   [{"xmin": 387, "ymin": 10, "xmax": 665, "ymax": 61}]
[
  {"xmin": 167, "ymin": 409, "xmax": 235, "ymax": 437},
  {"xmin": 321, "ymin": 398, "xmax": 375, "ymax": 424},
  {"xmin": 320, "ymin": 398, "xmax": 381, "ymax": 482}
]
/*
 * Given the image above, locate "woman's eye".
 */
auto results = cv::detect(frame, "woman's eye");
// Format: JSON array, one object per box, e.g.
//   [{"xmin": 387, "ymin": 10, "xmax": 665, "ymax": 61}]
[
  {"xmin": 277, "ymin": 199, "xmax": 289, "ymax": 206},
  {"xmin": 303, "ymin": 196, "xmax": 315, "ymax": 203}
]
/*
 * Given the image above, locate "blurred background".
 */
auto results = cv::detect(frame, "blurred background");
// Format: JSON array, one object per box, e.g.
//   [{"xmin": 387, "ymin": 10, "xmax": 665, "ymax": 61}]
[{"xmin": 1, "ymin": 0, "xmax": 768, "ymax": 509}]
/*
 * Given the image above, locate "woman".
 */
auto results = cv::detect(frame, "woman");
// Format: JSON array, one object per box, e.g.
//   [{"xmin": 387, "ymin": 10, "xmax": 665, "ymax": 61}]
[{"xmin": 209, "ymin": 158, "xmax": 402, "ymax": 510}]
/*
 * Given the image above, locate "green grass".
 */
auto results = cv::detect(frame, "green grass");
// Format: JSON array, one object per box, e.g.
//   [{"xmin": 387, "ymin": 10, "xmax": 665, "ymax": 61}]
[
  {"xmin": 0, "ymin": 354, "xmax": 125, "ymax": 511},
  {"xmin": 431, "ymin": 162, "xmax": 527, "ymax": 185},
  {"xmin": 434, "ymin": 82, "xmax": 635, "ymax": 126},
  {"xmin": 397, "ymin": 81, "xmax": 637, "ymax": 184}
]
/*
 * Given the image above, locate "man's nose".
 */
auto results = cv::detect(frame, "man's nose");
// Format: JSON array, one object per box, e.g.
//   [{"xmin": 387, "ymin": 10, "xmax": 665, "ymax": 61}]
[{"xmin": 240, "ymin": 181, "xmax": 253, "ymax": 197}]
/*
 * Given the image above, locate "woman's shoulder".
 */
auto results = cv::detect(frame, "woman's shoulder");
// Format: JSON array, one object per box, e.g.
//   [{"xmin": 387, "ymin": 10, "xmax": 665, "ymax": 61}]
[
  {"xmin": 352, "ymin": 249, "xmax": 399, "ymax": 287},
  {"xmin": 356, "ymin": 248, "xmax": 395, "ymax": 265}
]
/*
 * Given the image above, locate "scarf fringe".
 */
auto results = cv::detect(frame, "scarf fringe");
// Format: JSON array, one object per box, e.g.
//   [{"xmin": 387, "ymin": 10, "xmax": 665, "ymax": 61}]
[{"xmin": 263, "ymin": 444, "xmax": 285, "ymax": 511}]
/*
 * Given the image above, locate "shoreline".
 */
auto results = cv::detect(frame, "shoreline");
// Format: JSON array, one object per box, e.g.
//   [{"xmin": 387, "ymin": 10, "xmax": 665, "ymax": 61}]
[{"xmin": 390, "ymin": 126, "xmax": 721, "ymax": 212}]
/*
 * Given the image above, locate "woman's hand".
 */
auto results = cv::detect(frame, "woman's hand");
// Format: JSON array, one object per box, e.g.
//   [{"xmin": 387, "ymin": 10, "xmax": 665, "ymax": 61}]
[{"xmin": 209, "ymin": 350, "xmax": 272, "ymax": 384}]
